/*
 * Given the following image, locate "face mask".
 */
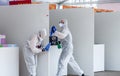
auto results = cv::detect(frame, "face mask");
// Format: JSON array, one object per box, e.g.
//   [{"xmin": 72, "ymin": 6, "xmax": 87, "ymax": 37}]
[
  {"xmin": 39, "ymin": 37, "xmax": 43, "ymax": 42},
  {"xmin": 37, "ymin": 37, "xmax": 43, "ymax": 45},
  {"xmin": 38, "ymin": 34, "xmax": 43, "ymax": 40},
  {"xmin": 39, "ymin": 30, "xmax": 47, "ymax": 39},
  {"xmin": 59, "ymin": 23, "xmax": 64, "ymax": 27}
]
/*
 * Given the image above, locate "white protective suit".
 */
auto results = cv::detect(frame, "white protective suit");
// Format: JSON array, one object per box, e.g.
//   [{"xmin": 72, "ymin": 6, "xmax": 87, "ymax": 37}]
[
  {"xmin": 54, "ymin": 19, "xmax": 84, "ymax": 76},
  {"xmin": 23, "ymin": 29, "xmax": 47, "ymax": 76}
]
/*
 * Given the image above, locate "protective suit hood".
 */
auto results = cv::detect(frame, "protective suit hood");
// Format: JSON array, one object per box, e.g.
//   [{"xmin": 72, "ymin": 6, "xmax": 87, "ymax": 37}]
[
  {"xmin": 38, "ymin": 28, "xmax": 47, "ymax": 39},
  {"xmin": 59, "ymin": 19, "xmax": 69, "ymax": 30}
]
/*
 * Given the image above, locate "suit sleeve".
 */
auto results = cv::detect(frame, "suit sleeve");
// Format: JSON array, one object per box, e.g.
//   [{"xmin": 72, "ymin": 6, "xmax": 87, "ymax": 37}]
[
  {"xmin": 54, "ymin": 29, "xmax": 69, "ymax": 39},
  {"xmin": 28, "ymin": 35, "xmax": 43, "ymax": 54}
]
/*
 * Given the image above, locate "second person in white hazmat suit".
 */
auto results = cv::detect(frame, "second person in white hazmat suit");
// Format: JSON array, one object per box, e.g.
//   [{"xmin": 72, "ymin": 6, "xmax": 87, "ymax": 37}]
[
  {"xmin": 54, "ymin": 19, "xmax": 85, "ymax": 76},
  {"xmin": 23, "ymin": 29, "xmax": 47, "ymax": 76}
]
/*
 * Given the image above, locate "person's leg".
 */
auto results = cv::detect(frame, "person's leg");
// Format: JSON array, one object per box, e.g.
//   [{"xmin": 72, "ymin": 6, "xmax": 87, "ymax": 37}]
[
  {"xmin": 68, "ymin": 55, "xmax": 84, "ymax": 76},
  {"xmin": 56, "ymin": 49, "xmax": 73, "ymax": 76},
  {"xmin": 34, "ymin": 55, "xmax": 37, "ymax": 76},
  {"xmin": 23, "ymin": 47, "xmax": 36, "ymax": 76}
]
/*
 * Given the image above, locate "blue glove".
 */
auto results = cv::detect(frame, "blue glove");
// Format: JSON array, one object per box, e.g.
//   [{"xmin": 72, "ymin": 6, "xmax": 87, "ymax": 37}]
[
  {"xmin": 50, "ymin": 26, "xmax": 57, "ymax": 36},
  {"xmin": 52, "ymin": 26, "xmax": 57, "ymax": 33},
  {"xmin": 44, "ymin": 43, "xmax": 51, "ymax": 51}
]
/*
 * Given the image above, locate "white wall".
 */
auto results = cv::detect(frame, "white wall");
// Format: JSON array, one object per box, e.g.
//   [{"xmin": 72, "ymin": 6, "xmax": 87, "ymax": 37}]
[
  {"xmin": 95, "ymin": 12, "xmax": 120, "ymax": 71},
  {"xmin": 0, "ymin": 4, "xmax": 49, "ymax": 76},
  {"xmin": 50, "ymin": 8, "xmax": 94, "ymax": 76},
  {"xmin": 98, "ymin": 0, "xmax": 120, "ymax": 1},
  {"xmin": 97, "ymin": 3, "xmax": 120, "ymax": 12}
]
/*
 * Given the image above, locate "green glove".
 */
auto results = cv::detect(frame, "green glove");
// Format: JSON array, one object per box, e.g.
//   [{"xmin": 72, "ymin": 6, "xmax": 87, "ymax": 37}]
[{"xmin": 57, "ymin": 42, "xmax": 62, "ymax": 49}]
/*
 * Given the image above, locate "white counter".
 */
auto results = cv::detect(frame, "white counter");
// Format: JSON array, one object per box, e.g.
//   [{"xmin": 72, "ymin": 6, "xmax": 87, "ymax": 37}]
[
  {"xmin": 94, "ymin": 44, "xmax": 105, "ymax": 72},
  {"xmin": 37, "ymin": 46, "xmax": 62, "ymax": 76},
  {"xmin": 0, "ymin": 47, "xmax": 19, "ymax": 76},
  {"xmin": 49, "ymin": 46, "xmax": 62, "ymax": 76}
]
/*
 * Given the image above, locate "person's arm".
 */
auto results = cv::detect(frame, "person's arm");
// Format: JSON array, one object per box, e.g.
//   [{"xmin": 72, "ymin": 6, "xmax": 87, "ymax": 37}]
[
  {"xmin": 54, "ymin": 30, "xmax": 69, "ymax": 39},
  {"xmin": 29, "ymin": 35, "xmax": 43, "ymax": 54}
]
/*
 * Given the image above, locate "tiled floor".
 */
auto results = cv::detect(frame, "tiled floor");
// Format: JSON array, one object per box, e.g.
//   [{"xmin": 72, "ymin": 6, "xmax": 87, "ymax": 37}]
[{"xmin": 94, "ymin": 71, "xmax": 120, "ymax": 76}]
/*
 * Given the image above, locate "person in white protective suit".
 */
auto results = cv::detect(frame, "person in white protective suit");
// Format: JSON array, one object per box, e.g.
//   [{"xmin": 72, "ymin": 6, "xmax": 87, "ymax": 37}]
[
  {"xmin": 54, "ymin": 19, "xmax": 85, "ymax": 76},
  {"xmin": 23, "ymin": 29, "xmax": 47, "ymax": 76}
]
